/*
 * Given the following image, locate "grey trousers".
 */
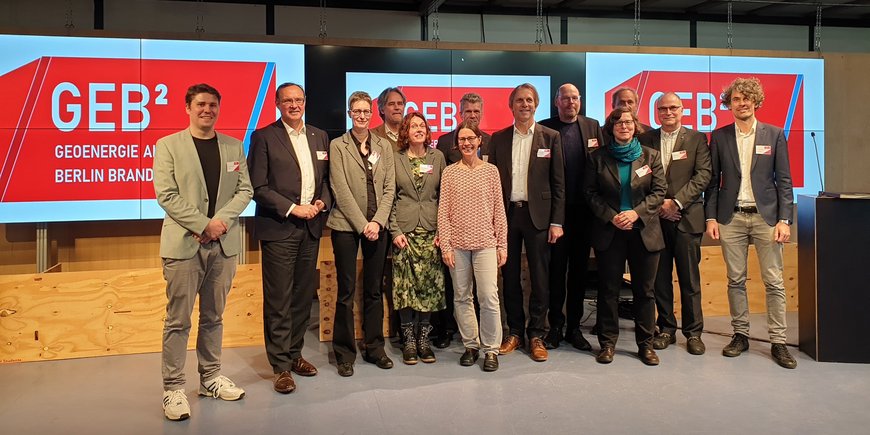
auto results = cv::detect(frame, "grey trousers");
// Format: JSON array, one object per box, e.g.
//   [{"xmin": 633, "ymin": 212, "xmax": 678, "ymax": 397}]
[
  {"xmin": 161, "ymin": 242, "xmax": 237, "ymax": 390},
  {"xmin": 718, "ymin": 212, "xmax": 787, "ymax": 344},
  {"xmin": 450, "ymin": 248, "xmax": 502, "ymax": 355}
]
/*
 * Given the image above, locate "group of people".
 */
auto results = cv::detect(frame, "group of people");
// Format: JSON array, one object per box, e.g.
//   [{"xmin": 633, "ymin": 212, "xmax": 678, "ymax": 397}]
[{"xmin": 153, "ymin": 77, "xmax": 796, "ymax": 422}]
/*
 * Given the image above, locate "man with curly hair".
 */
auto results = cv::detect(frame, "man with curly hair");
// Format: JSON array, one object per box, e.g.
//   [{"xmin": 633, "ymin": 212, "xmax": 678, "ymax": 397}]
[{"xmin": 704, "ymin": 77, "xmax": 797, "ymax": 369}]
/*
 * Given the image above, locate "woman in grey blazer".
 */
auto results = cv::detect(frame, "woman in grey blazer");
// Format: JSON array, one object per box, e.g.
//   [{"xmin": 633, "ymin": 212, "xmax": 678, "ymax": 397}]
[
  {"xmin": 327, "ymin": 91, "xmax": 396, "ymax": 377},
  {"xmin": 584, "ymin": 107, "xmax": 666, "ymax": 366},
  {"xmin": 389, "ymin": 112, "xmax": 447, "ymax": 365}
]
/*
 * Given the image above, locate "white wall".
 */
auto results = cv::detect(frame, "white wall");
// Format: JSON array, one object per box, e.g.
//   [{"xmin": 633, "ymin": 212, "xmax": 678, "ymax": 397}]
[
  {"xmin": 568, "ymin": 18, "xmax": 690, "ymax": 48},
  {"xmin": 276, "ymin": 6, "xmax": 420, "ymax": 41},
  {"xmin": 696, "ymin": 22, "xmax": 808, "ymax": 51},
  {"xmin": 818, "ymin": 27, "xmax": 870, "ymax": 53}
]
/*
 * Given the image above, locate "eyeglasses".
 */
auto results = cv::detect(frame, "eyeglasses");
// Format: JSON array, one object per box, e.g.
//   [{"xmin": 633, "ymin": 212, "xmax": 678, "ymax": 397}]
[
  {"xmin": 349, "ymin": 109, "xmax": 372, "ymax": 117},
  {"xmin": 457, "ymin": 136, "xmax": 479, "ymax": 143},
  {"xmin": 280, "ymin": 98, "xmax": 305, "ymax": 106},
  {"xmin": 657, "ymin": 105, "xmax": 682, "ymax": 112},
  {"xmin": 614, "ymin": 120, "xmax": 634, "ymax": 127}
]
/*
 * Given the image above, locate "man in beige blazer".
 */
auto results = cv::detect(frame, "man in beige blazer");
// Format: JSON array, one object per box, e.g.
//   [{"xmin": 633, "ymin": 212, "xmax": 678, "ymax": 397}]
[{"xmin": 153, "ymin": 83, "xmax": 253, "ymax": 421}]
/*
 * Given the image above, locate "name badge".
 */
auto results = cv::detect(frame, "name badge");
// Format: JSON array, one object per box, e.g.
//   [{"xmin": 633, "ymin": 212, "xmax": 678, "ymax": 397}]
[
  {"xmin": 316, "ymin": 150, "xmax": 328, "ymax": 161},
  {"xmin": 755, "ymin": 145, "xmax": 772, "ymax": 155},
  {"xmin": 537, "ymin": 148, "xmax": 551, "ymax": 158},
  {"xmin": 672, "ymin": 150, "xmax": 688, "ymax": 161},
  {"xmin": 368, "ymin": 152, "xmax": 380, "ymax": 165},
  {"xmin": 420, "ymin": 164, "xmax": 434, "ymax": 174},
  {"xmin": 635, "ymin": 165, "xmax": 652, "ymax": 177},
  {"xmin": 226, "ymin": 161, "xmax": 240, "ymax": 172},
  {"xmin": 587, "ymin": 138, "xmax": 599, "ymax": 148}
]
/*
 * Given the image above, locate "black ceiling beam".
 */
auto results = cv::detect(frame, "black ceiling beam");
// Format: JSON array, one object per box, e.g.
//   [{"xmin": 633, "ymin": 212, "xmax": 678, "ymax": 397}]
[{"xmin": 419, "ymin": 0, "xmax": 446, "ymax": 16}]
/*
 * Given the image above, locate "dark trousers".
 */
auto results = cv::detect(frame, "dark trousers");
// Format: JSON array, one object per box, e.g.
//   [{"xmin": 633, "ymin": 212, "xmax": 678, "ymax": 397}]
[
  {"xmin": 502, "ymin": 204, "xmax": 550, "ymax": 340},
  {"xmin": 548, "ymin": 204, "xmax": 592, "ymax": 335},
  {"xmin": 331, "ymin": 230, "xmax": 389, "ymax": 364},
  {"xmin": 261, "ymin": 227, "xmax": 320, "ymax": 373},
  {"xmin": 595, "ymin": 229, "xmax": 659, "ymax": 349},
  {"xmin": 654, "ymin": 220, "xmax": 704, "ymax": 337}
]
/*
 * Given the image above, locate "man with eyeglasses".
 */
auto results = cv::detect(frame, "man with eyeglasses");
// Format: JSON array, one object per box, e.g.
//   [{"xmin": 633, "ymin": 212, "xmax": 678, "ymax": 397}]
[
  {"xmin": 638, "ymin": 92, "xmax": 711, "ymax": 355},
  {"xmin": 704, "ymin": 77, "xmax": 796, "ymax": 369},
  {"xmin": 538, "ymin": 83, "xmax": 603, "ymax": 352},
  {"xmin": 489, "ymin": 83, "xmax": 565, "ymax": 362},
  {"xmin": 373, "ymin": 87, "xmax": 407, "ymax": 152},
  {"xmin": 247, "ymin": 82, "xmax": 331, "ymax": 393}
]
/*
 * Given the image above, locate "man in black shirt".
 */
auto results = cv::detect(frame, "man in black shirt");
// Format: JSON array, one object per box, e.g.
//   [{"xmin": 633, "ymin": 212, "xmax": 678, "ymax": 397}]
[
  {"xmin": 540, "ymin": 83, "xmax": 603, "ymax": 351},
  {"xmin": 153, "ymin": 84, "xmax": 252, "ymax": 420}
]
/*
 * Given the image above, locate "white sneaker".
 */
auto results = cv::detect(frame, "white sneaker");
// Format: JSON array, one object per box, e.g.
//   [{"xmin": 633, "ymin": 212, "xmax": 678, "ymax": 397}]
[
  {"xmin": 199, "ymin": 375, "xmax": 245, "ymax": 401},
  {"xmin": 162, "ymin": 389, "xmax": 190, "ymax": 421}
]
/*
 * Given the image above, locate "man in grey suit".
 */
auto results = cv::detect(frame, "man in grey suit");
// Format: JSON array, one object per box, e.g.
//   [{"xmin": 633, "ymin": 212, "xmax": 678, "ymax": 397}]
[
  {"xmin": 489, "ymin": 83, "xmax": 565, "ymax": 362},
  {"xmin": 540, "ymin": 83, "xmax": 602, "ymax": 352},
  {"xmin": 153, "ymin": 83, "xmax": 253, "ymax": 420},
  {"xmin": 247, "ymin": 83, "xmax": 330, "ymax": 394},
  {"xmin": 704, "ymin": 77, "xmax": 797, "ymax": 369},
  {"xmin": 639, "ymin": 92, "xmax": 711, "ymax": 355}
]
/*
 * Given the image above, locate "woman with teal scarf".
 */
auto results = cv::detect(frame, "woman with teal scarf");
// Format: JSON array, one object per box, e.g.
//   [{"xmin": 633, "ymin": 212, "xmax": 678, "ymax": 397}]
[{"xmin": 584, "ymin": 107, "xmax": 666, "ymax": 366}]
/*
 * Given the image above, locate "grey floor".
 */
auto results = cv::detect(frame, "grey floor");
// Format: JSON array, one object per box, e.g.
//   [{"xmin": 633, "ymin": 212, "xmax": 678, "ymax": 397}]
[{"xmin": 3, "ymin": 307, "xmax": 870, "ymax": 435}]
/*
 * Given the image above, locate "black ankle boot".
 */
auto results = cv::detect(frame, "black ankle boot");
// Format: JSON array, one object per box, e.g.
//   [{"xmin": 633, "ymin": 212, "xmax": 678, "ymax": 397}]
[
  {"xmin": 417, "ymin": 323, "xmax": 436, "ymax": 363},
  {"xmin": 401, "ymin": 322, "xmax": 418, "ymax": 365}
]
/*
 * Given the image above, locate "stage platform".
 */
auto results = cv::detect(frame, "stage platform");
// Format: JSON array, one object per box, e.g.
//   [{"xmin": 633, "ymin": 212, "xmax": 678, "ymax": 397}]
[{"xmin": 3, "ymin": 310, "xmax": 869, "ymax": 434}]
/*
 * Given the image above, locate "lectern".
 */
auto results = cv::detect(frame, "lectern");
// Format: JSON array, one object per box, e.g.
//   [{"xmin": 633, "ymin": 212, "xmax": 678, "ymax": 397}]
[{"xmin": 797, "ymin": 194, "xmax": 870, "ymax": 363}]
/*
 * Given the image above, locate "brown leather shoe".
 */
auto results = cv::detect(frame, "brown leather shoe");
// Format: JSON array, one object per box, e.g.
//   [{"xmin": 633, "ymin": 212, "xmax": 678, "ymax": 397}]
[
  {"xmin": 596, "ymin": 346, "xmax": 615, "ymax": 364},
  {"xmin": 274, "ymin": 371, "xmax": 296, "ymax": 394},
  {"xmin": 529, "ymin": 337, "xmax": 548, "ymax": 362},
  {"xmin": 639, "ymin": 348, "xmax": 660, "ymax": 366},
  {"xmin": 291, "ymin": 357, "xmax": 318, "ymax": 377},
  {"xmin": 499, "ymin": 335, "xmax": 522, "ymax": 355}
]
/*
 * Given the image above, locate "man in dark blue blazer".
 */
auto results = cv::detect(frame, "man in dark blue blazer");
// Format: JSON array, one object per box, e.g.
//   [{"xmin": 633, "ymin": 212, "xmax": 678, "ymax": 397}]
[
  {"xmin": 704, "ymin": 77, "xmax": 796, "ymax": 369},
  {"xmin": 248, "ymin": 83, "xmax": 332, "ymax": 392}
]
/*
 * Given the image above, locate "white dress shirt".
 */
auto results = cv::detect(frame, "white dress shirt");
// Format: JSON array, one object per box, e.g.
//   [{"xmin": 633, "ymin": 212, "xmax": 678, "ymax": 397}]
[
  {"xmin": 283, "ymin": 121, "xmax": 316, "ymax": 216},
  {"xmin": 735, "ymin": 119, "xmax": 758, "ymax": 207},
  {"xmin": 509, "ymin": 123, "xmax": 534, "ymax": 202}
]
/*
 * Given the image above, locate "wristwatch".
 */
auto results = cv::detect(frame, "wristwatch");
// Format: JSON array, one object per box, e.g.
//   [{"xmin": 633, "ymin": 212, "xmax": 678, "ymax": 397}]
[{"xmin": 779, "ymin": 219, "xmax": 792, "ymax": 225}]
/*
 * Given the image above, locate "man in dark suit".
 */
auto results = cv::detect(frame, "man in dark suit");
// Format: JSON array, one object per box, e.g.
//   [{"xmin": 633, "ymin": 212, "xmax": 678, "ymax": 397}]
[
  {"xmin": 489, "ymin": 83, "xmax": 566, "ymax": 362},
  {"xmin": 247, "ymin": 82, "xmax": 332, "ymax": 393},
  {"xmin": 539, "ymin": 83, "xmax": 602, "ymax": 352},
  {"xmin": 372, "ymin": 87, "xmax": 406, "ymax": 151},
  {"xmin": 431, "ymin": 92, "xmax": 491, "ymax": 348},
  {"xmin": 639, "ymin": 92, "xmax": 711, "ymax": 355},
  {"xmin": 704, "ymin": 77, "xmax": 796, "ymax": 369},
  {"xmin": 437, "ymin": 92, "xmax": 492, "ymax": 164}
]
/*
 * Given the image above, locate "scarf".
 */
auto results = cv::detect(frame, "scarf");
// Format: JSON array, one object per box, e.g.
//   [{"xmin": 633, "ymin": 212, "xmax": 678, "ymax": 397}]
[{"xmin": 607, "ymin": 137, "xmax": 642, "ymax": 163}]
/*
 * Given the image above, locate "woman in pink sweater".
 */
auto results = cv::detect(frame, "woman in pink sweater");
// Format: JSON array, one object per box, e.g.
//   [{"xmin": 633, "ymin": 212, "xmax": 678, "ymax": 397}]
[{"xmin": 437, "ymin": 120, "xmax": 508, "ymax": 372}]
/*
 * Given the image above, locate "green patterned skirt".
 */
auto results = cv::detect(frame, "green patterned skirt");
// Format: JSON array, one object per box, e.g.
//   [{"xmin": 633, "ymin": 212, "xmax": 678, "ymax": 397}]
[{"xmin": 392, "ymin": 227, "xmax": 446, "ymax": 312}]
